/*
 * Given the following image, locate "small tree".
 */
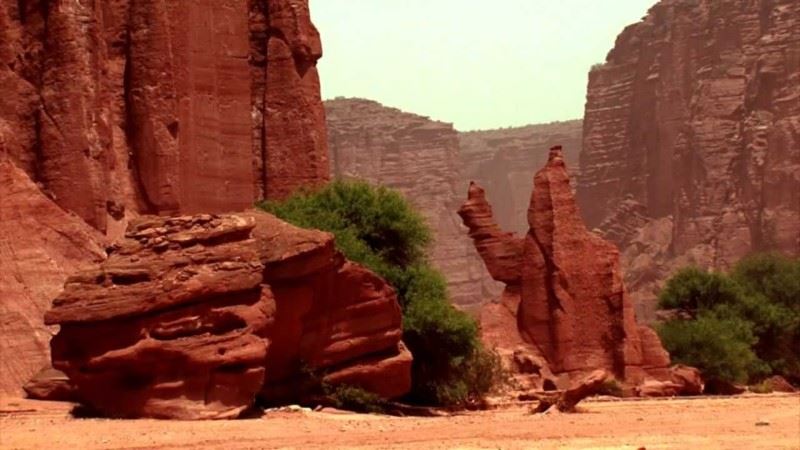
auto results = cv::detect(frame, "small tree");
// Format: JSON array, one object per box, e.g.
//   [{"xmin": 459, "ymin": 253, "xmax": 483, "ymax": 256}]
[{"xmin": 657, "ymin": 254, "xmax": 800, "ymax": 384}]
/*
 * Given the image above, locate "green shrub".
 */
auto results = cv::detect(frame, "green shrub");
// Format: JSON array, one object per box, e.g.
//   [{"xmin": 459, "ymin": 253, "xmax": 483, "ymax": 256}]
[
  {"xmin": 259, "ymin": 180, "xmax": 503, "ymax": 406},
  {"xmin": 657, "ymin": 314, "xmax": 764, "ymax": 384},
  {"xmin": 657, "ymin": 254, "xmax": 800, "ymax": 384},
  {"xmin": 657, "ymin": 266, "xmax": 747, "ymax": 315},
  {"xmin": 326, "ymin": 385, "xmax": 387, "ymax": 414}
]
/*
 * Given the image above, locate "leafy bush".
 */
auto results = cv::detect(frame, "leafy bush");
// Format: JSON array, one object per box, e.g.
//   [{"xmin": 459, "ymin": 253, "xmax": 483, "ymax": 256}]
[
  {"xmin": 657, "ymin": 314, "xmax": 764, "ymax": 383},
  {"xmin": 327, "ymin": 385, "xmax": 387, "ymax": 414},
  {"xmin": 657, "ymin": 253, "xmax": 800, "ymax": 384},
  {"xmin": 259, "ymin": 180, "xmax": 503, "ymax": 406}
]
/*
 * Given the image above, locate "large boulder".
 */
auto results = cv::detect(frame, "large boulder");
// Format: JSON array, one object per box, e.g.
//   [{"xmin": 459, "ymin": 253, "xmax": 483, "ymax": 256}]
[
  {"xmin": 44, "ymin": 211, "xmax": 412, "ymax": 419},
  {"xmin": 459, "ymin": 146, "xmax": 676, "ymax": 389},
  {"xmin": 46, "ymin": 215, "xmax": 271, "ymax": 419}
]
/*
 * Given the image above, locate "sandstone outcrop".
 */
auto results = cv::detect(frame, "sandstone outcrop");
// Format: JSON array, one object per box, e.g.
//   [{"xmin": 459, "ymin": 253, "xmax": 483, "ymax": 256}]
[
  {"xmin": 44, "ymin": 211, "xmax": 411, "ymax": 418},
  {"xmin": 579, "ymin": 0, "xmax": 800, "ymax": 319},
  {"xmin": 0, "ymin": 0, "xmax": 329, "ymax": 236},
  {"xmin": 46, "ymin": 214, "xmax": 272, "ymax": 419},
  {"xmin": 459, "ymin": 146, "xmax": 671, "ymax": 387},
  {"xmin": 460, "ymin": 121, "xmax": 583, "ymax": 234},
  {"xmin": 325, "ymin": 98, "xmax": 499, "ymax": 309},
  {"xmin": 0, "ymin": 161, "xmax": 106, "ymax": 397},
  {"xmin": 1, "ymin": 0, "xmax": 330, "ymax": 399}
]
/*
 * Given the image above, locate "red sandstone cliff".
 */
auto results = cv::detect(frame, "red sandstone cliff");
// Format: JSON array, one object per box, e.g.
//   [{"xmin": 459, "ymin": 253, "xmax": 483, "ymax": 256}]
[
  {"xmin": 325, "ymin": 98, "xmax": 500, "ymax": 309},
  {"xmin": 578, "ymin": 0, "xmax": 800, "ymax": 320},
  {"xmin": 45, "ymin": 212, "xmax": 410, "ymax": 418},
  {"xmin": 460, "ymin": 147, "xmax": 671, "ymax": 387},
  {"xmin": 0, "ymin": 0, "xmax": 329, "ymax": 236},
  {"xmin": 0, "ymin": 161, "xmax": 106, "ymax": 396},
  {"xmin": 459, "ymin": 121, "xmax": 583, "ymax": 234},
  {"xmin": 0, "ymin": 0, "xmax": 331, "ymax": 397},
  {"xmin": 325, "ymin": 99, "xmax": 584, "ymax": 309}
]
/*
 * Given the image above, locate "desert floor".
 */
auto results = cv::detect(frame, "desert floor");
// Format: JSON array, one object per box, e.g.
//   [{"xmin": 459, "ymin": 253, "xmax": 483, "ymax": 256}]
[{"xmin": 1, "ymin": 394, "xmax": 798, "ymax": 449}]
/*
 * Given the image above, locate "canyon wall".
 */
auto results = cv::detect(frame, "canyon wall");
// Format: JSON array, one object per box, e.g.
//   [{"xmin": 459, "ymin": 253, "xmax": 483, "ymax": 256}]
[
  {"xmin": 579, "ymin": 0, "xmax": 800, "ymax": 320},
  {"xmin": 0, "ymin": 0, "xmax": 330, "ymax": 396},
  {"xmin": 0, "ymin": 0, "xmax": 329, "ymax": 236},
  {"xmin": 459, "ymin": 121, "xmax": 583, "ymax": 234},
  {"xmin": 46, "ymin": 211, "xmax": 411, "ymax": 418},
  {"xmin": 325, "ymin": 98, "xmax": 498, "ymax": 309}
]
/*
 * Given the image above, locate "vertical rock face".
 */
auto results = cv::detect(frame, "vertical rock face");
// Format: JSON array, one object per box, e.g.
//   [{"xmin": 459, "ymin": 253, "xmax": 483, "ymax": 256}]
[
  {"xmin": 579, "ymin": 0, "xmax": 800, "ymax": 318},
  {"xmin": 262, "ymin": 0, "xmax": 330, "ymax": 200},
  {"xmin": 0, "ymin": 161, "xmax": 106, "ymax": 397},
  {"xmin": 46, "ymin": 215, "xmax": 270, "ymax": 419},
  {"xmin": 0, "ymin": 0, "xmax": 329, "ymax": 233},
  {"xmin": 460, "ymin": 147, "xmax": 670, "ymax": 385},
  {"xmin": 45, "ymin": 211, "xmax": 411, "ymax": 419},
  {"xmin": 325, "ymin": 98, "xmax": 499, "ymax": 309},
  {"xmin": 459, "ymin": 121, "xmax": 583, "ymax": 234},
  {"xmin": 0, "ymin": 0, "xmax": 330, "ymax": 398}
]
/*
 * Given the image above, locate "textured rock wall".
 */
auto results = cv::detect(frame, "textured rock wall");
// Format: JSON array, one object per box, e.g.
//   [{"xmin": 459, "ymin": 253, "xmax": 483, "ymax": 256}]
[
  {"xmin": 459, "ymin": 147, "xmax": 671, "ymax": 386},
  {"xmin": 579, "ymin": 0, "xmax": 800, "ymax": 319},
  {"xmin": 0, "ymin": 161, "xmax": 106, "ymax": 397},
  {"xmin": 325, "ymin": 98, "xmax": 499, "ymax": 309},
  {"xmin": 0, "ymin": 0, "xmax": 329, "ymax": 236},
  {"xmin": 46, "ymin": 211, "xmax": 411, "ymax": 418},
  {"xmin": 0, "ymin": 0, "xmax": 330, "ymax": 397},
  {"xmin": 459, "ymin": 121, "xmax": 583, "ymax": 234}
]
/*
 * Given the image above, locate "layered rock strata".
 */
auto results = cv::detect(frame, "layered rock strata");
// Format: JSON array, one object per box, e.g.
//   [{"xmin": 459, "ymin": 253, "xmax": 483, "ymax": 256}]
[
  {"xmin": 0, "ymin": 0, "xmax": 330, "ymax": 399},
  {"xmin": 459, "ymin": 147, "xmax": 671, "ymax": 387},
  {"xmin": 579, "ymin": 0, "xmax": 800, "ymax": 318},
  {"xmin": 0, "ymin": 161, "xmax": 106, "ymax": 397},
  {"xmin": 325, "ymin": 98, "xmax": 498, "ymax": 308},
  {"xmin": 459, "ymin": 121, "xmax": 583, "ymax": 234},
  {"xmin": 45, "ymin": 211, "xmax": 411, "ymax": 419},
  {"xmin": 0, "ymin": 0, "xmax": 329, "ymax": 236}
]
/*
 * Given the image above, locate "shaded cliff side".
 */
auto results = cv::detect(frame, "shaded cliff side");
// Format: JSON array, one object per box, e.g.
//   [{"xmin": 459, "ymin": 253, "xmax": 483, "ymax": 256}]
[
  {"xmin": 0, "ymin": 0, "xmax": 329, "ymax": 237},
  {"xmin": 579, "ymin": 0, "xmax": 800, "ymax": 320},
  {"xmin": 325, "ymin": 98, "xmax": 499, "ymax": 308}
]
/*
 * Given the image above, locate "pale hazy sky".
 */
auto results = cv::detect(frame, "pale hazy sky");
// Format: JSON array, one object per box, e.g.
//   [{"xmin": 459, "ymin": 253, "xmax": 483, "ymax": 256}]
[{"xmin": 310, "ymin": 0, "xmax": 656, "ymax": 131}]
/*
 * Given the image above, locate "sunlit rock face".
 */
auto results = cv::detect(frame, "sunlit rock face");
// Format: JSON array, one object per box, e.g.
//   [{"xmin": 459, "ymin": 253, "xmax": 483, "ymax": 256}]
[
  {"xmin": 0, "ymin": 0, "xmax": 330, "ymax": 397},
  {"xmin": 0, "ymin": 0, "xmax": 329, "ymax": 235},
  {"xmin": 578, "ymin": 0, "xmax": 800, "ymax": 320},
  {"xmin": 46, "ymin": 211, "xmax": 411, "ymax": 419},
  {"xmin": 0, "ymin": 161, "xmax": 106, "ymax": 397},
  {"xmin": 460, "ymin": 147, "xmax": 671, "ymax": 387}
]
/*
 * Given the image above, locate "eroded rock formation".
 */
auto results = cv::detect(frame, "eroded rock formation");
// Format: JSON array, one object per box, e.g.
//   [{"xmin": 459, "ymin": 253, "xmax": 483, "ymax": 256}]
[
  {"xmin": 45, "ymin": 211, "xmax": 411, "ymax": 419},
  {"xmin": 460, "ymin": 121, "xmax": 583, "ymax": 234},
  {"xmin": 0, "ymin": 161, "xmax": 106, "ymax": 397},
  {"xmin": 325, "ymin": 98, "xmax": 499, "ymax": 309},
  {"xmin": 459, "ymin": 147, "xmax": 671, "ymax": 387},
  {"xmin": 579, "ymin": 0, "xmax": 800, "ymax": 319},
  {"xmin": 0, "ymin": 0, "xmax": 329, "ymax": 236},
  {"xmin": 0, "ymin": 0, "xmax": 330, "ymax": 399}
]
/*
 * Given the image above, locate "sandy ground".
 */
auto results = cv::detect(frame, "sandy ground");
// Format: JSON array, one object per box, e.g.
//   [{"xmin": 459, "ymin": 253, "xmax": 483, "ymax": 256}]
[{"xmin": 1, "ymin": 394, "xmax": 798, "ymax": 449}]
